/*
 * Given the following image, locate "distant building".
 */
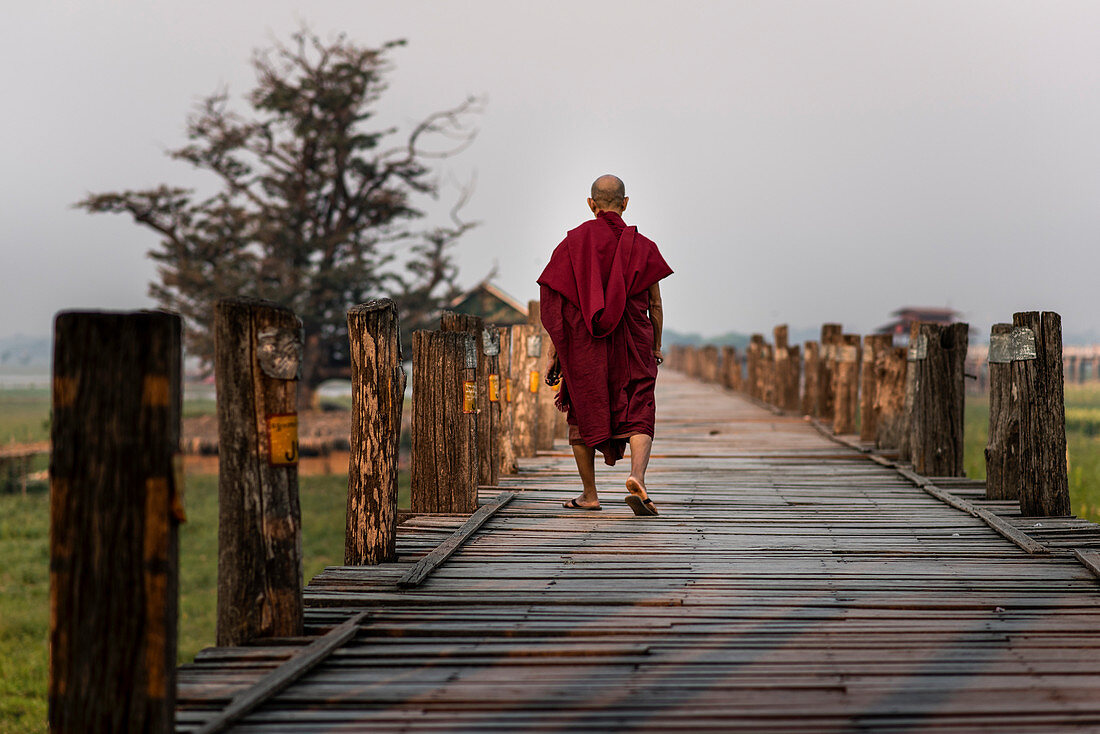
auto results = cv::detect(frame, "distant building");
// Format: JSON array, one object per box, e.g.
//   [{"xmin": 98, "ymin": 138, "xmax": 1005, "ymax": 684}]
[
  {"xmin": 876, "ymin": 307, "xmax": 961, "ymax": 341},
  {"xmin": 447, "ymin": 281, "xmax": 529, "ymax": 325}
]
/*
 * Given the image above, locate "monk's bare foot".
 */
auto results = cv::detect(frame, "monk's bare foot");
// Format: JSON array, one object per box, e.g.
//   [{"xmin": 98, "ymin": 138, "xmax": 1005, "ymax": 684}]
[
  {"xmin": 563, "ymin": 497, "xmax": 602, "ymax": 510},
  {"xmin": 625, "ymin": 476, "xmax": 648, "ymax": 500}
]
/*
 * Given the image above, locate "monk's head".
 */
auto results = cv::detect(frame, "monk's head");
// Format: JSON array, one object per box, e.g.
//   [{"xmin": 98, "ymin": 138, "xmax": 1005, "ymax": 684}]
[{"xmin": 588, "ymin": 174, "xmax": 628, "ymax": 216}]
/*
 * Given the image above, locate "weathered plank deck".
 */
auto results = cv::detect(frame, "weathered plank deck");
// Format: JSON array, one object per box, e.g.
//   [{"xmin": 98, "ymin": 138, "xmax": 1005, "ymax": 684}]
[{"xmin": 177, "ymin": 370, "xmax": 1100, "ymax": 732}]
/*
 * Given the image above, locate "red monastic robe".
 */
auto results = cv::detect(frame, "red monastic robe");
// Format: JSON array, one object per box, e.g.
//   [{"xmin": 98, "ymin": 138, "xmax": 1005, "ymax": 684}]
[{"xmin": 537, "ymin": 211, "xmax": 673, "ymax": 465}]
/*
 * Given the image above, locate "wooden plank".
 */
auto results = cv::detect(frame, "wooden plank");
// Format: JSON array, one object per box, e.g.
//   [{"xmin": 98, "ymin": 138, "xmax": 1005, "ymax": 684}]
[
  {"xmin": 191, "ymin": 611, "xmax": 368, "ymax": 734},
  {"xmin": 397, "ymin": 492, "xmax": 515, "ymax": 588}
]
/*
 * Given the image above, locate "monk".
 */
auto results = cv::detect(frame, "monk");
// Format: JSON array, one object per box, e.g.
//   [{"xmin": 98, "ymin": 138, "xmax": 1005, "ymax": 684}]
[{"xmin": 537, "ymin": 174, "xmax": 673, "ymax": 516}]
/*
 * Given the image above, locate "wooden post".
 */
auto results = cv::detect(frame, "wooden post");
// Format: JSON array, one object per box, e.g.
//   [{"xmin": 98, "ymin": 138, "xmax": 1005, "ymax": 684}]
[
  {"xmin": 214, "ymin": 298, "xmax": 304, "ymax": 646},
  {"xmin": 984, "ymin": 323, "xmax": 1019, "ymax": 501},
  {"xmin": 441, "ymin": 311, "xmax": 500, "ymax": 487},
  {"xmin": 832, "ymin": 334, "xmax": 860, "ymax": 435},
  {"xmin": 700, "ymin": 345, "xmax": 720, "ymax": 383},
  {"xmin": 49, "ymin": 311, "xmax": 181, "ymax": 733},
  {"xmin": 721, "ymin": 346, "xmax": 742, "ymax": 391},
  {"xmin": 747, "ymin": 335, "xmax": 765, "ymax": 399},
  {"xmin": 411, "ymin": 330, "xmax": 478, "ymax": 514},
  {"xmin": 874, "ymin": 346, "xmax": 908, "ymax": 450},
  {"xmin": 508, "ymin": 323, "xmax": 540, "ymax": 458},
  {"xmin": 528, "ymin": 301, "xmax": 557, "ymax": 451},
  {"xmin": 910, "ymin": 322, "xmax": 969, "ymax": 477},
  {"xmin": 783, "ymin": 344, "xmax": 801, "ymax": 411},
  {"xmin": 1012, "ymin": 311, "xmax": 1070, "ymax": 516},
  {"xmin": 345, "ymin": 299, "xmax": 406, "ymax": 565},
  {"xmin": 897, "ymin": 321, "xmax": 921, "ymax": 463},
  {"xmin": 860, "ymin": 335, "xmax": 892, "ymax": 442},
  {"xmin": 801, "ymin": 342, "xmax": 820, "ymax": 416},
  {"xmin": 817, "ymin": 323, "xmax": 842, "ymax": 420},
  {"xmin": 497, "ymin": 326, "xmax": 518, "ymax": 475}
]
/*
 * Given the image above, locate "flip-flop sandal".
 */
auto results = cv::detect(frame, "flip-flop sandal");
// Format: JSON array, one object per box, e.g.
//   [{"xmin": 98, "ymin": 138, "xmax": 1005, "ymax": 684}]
[
  {"xmin": 563, "ymin": 498, "xmax": 602, "ymax": 511},
  {"xmin": 625, "ymin": 495, "xmax": 659, "ymax": 516}
]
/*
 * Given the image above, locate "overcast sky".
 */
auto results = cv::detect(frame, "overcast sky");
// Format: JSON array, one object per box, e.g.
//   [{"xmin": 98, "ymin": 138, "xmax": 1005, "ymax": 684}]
[{"xmin": 3, "ymin": 1, "xmax": 1099, "ymax": 344}]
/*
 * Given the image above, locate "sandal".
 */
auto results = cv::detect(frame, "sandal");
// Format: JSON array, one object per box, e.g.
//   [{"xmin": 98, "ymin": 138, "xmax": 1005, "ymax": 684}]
[
  {"xmin": 563, "ymin": 498, "xmax": 602, "ymax": 511},
  {"xmin": 625, "ymin": 495, "xmax": 659, "ymax": 516}
]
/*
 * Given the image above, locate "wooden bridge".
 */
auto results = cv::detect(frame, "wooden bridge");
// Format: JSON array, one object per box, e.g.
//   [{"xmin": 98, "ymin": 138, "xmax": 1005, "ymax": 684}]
[{"xmin": 175, "ymin": 369, "xmax": 1100, "ymax": 732}]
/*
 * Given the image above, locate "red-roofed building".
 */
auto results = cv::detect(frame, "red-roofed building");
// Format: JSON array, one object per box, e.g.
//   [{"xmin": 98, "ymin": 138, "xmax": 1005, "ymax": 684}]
[{"xmin": 876, "ymin": 307, "xmax": 961, "ymax": 341}]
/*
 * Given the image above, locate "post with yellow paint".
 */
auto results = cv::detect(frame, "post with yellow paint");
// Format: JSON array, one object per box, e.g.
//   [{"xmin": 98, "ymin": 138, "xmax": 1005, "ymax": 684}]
[{"xmin": 213, "ymin": 298, "xmax": 305, "ymax": 647}]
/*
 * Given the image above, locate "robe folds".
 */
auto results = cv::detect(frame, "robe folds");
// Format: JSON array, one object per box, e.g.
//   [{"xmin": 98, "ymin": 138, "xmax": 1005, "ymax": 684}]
[{"xmin": 537, "ymin": 210, "xmax": 673, "ymax": 465}]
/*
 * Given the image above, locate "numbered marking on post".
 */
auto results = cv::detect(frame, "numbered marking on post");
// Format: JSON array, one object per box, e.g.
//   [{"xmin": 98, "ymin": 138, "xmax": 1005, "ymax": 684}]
[
  {"xmin": 488, "ymin": 374, "xmax": 500, "ymax": 402},
  {"xmin": 267, "ymin": 414, "xmax": 299, "ymax": 466},
  {"xmin": 464, "ymin": 337, "xmax": 478, "ymax": 369},
  {"xmin": 908, "ymin": 334, "xmax": 928, "ymax": 361},
  {"xmin": 257, "ymin": 327, "xmax": 303, "ymax": 380},
  {"xmin": 837, "ymin": 345, "xmax": 859, "ymax": 363},
  {"xmin": 989, "ymin": 327, "xmax": 1038, "ymax": 363},
  {"xmin": 482, "ymin": 329, "xmax": 500, "ymax": 356},
  {"xmin": 527, "ymin": 334, "xmax": 542, "ymax": 358},
  {"xmin": 529, "ymin": 371, "xmax": 540, "ymax": 393},
  {"xmin": 462, "ymin": 380, "xmax": 477, "ymax": 413}
]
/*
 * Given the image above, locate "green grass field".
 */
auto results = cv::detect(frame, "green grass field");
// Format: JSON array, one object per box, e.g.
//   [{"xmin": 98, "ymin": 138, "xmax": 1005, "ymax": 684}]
[{"xmin": 2, "ymin": 383, "xmax": 1099, "ymax": 731}]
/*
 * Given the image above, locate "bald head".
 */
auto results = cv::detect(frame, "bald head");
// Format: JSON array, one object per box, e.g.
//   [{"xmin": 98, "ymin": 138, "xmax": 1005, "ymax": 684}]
[{"xmin": 589, "ymin": 174, "xmax": 627, "ymax": 213}]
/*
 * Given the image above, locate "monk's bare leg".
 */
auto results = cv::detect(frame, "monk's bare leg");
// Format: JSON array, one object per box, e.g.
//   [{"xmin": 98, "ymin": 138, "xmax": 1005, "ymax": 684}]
[
  {"xmin": 564, "ymin": 444, "xmax": 601, "ymax": 509},
  {"xmin": 626, "ymin": 433, "xmax": 654, "ymax": 496}
]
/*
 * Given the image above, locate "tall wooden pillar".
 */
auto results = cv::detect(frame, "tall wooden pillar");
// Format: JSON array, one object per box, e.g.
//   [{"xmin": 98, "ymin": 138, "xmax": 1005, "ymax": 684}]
[
  {"xmin": 50, "ymin": 311, "xmax": 182, "ymax": 733},
  {"xmin": 984, "ymin": 323, "xmax": 1019, "ymax": 500},
  {"xmin": 909, "ymin": 322, "xmax": 969, "ymax": 477}
]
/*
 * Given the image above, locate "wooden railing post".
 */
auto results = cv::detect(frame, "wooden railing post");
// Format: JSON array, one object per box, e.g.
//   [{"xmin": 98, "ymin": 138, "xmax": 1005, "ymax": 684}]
[
  {"xmin": 801, "ymin": 342, "xmax": 820, "ymax": 415},
  {"xmin": 873, "ymin": 345, "xmax": 908, "ymax": 450},
  {"xmin": 984, "ymin": 323, "xmax": 1019, "ymax": 501},
  {"xmin": 909, "ymin": 322, "xmax": 969, "ymax": 476},
  {"xmin": 817, "ymin": 323, "xmax": 842, "ymax": 421},
  {"xmin": 528, "ymin": 301, "xmax": 558, "ymax": 451},
  {"xmin": 898, "ymin": 322, "xmax": 921, "ymax": 463},
  {"xmin": 411, "ymin": 330, "xmax": 478, "ymax": 513},
  {"xmin": 441, "ymin": 311, "xmax": 500, "ymax": 487},
  {"xmin": 1012, "ymin": 311, "xmax": 1070, "ymax": 516},
  {"xmin": 50, "ymin": 311, "xmax": 181, "ymax": 733},
  {"xmin": 700, "ymin": 345, "xmax": 720, "ymax": 384},
  {"xmin": 721, "ymin": 346, "xmax": 743, "ymax": 391},
  {"xmin": 860, "ymin": 335, "xmax": 892, "ymax": 442},
  {"xmin": 498, "ymin": 326, "xmax": 518, "ymax": 475},
  {"xmin": 214, "ymin": 298, "xmax": 304, "ymax": 646},
  {"xmin": 508, "ymin": 323, "xmax": 540, "ymax": 458},
  {"xmin": 747, "ymin": 335, "xmax": 764, "ymax": 400},
  {"xmin": 345, "ymin": 299, "xmax": 406, "ymax": 565},
  {"xmin": 832, "ymin": 334, "xmax": 860, "ymax": 435}
]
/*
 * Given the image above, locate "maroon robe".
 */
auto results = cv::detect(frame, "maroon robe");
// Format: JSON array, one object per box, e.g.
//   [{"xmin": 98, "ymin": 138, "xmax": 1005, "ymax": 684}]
[{"xmin": 537, "ymin": 211, "xmax": 673, "ymax": 465}]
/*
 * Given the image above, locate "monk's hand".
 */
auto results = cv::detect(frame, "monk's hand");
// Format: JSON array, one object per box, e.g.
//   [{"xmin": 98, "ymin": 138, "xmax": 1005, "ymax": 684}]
[
  {"xmin": 545, "ymin": 356, "xmax": 562, "ymax": 386},
  {"xmin": 653, "ymin": 349, "xmax": 664, "ymax": 365}
]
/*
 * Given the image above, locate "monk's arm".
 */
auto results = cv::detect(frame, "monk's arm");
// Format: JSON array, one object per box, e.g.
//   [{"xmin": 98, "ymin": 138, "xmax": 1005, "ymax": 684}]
[{"xmin": 648, "ymin": 282, "xmax": 664, "ymax": 361}]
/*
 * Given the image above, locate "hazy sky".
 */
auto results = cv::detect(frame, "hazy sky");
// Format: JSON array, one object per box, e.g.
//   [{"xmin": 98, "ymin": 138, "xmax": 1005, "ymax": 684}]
[{"xmin": 4, "ymin": 1, "xmax": 1099, "ymax": 343}]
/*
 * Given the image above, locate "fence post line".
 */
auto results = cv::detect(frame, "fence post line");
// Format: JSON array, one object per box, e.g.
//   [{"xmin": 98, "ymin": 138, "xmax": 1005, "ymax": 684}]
[
  {"xmin": 49, "ymin": 311, "xmax": 181, "ymax": 733},
  {"xmin": 898, "ymin": 321, "xmax": 922, "ymax": 463},
  {"xmin": 508, "ymin": 323, "xmax": 541, "ymax": 458},
  {"xmin": 720, "ymin": 345, "xmax": 740, "ymax": 391},
  {"xmin": 801, "ymin": 341, "xmax": 820, "ymax": 415},
  {"xmin": 498, "ymin": 326, "xmax": 519, "ymax": 475},
  {"xmin": 831, "ymin": 334, "xmax": 860, "ymax": 435},
  {"xmin": 410, "ymin": 330, "xmax": 478, "ymax": 513},
  {"xmin": 817, "ymin": 324, "xmax": 842, "ymax": 421},
  {"xmin": 873, "ymin": 345, "xmax": 908, "ymax": 450},
  {"xmin": 441, "ymin": 311, "xmax": 500, "ymax": 487},
  {"xmin": 345, "ymin": 299, "xmax": 405, "ymax": 565},
  {"xmin": 909, "ymin": 322, "xmax": 969, "ymax": 477},
  {"xmin": 984, "ymin": 323, "xmax": 1019, "ymax": 501},
  {"xmin": 860, "ymin": 335, "xmax": 891, "ymax": 442},
  {"xmin": 528, "ymin": 301, "xmax": 558, "ymax": 451},
  {"xmin": 214, "ymin": 298, "xmax": 304, "ymax": 646},
  {"xmin": 1013, "ymin": 311, "xmax": 1070, "ymax": 516}
]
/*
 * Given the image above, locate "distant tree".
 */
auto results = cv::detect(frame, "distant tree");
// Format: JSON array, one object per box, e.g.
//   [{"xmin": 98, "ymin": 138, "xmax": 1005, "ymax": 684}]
[{"xmin": 77, "ymin": 29, "xmax": 481, "ymax": 407}]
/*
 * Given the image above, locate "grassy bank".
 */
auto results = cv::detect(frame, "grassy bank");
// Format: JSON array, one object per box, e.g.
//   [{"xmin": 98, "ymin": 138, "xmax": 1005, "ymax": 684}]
[
  {"xmin": 0, "ymin": 471, "xmax": 408, "ymax": 734},
  {"xmin": 964, "ymin": 383, "xmax": 1100, "ymax": 522}
]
